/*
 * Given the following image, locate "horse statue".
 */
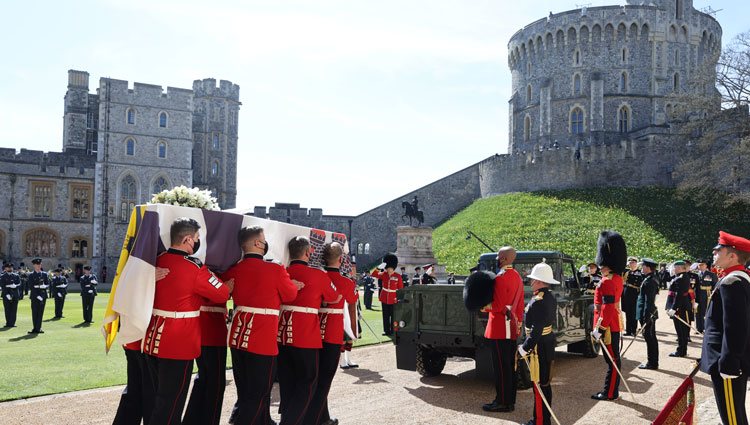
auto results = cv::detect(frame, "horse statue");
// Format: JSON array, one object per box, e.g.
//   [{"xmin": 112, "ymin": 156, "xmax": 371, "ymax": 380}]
[{"xmin": 401, "ymin": 198, "xmax": 424, "ymax": 227}]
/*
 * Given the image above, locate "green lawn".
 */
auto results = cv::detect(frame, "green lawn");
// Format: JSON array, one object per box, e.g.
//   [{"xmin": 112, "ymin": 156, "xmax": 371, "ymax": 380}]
[{"xmin": 0, "ymin": 291, "xmax": 390, "ymax": 401}]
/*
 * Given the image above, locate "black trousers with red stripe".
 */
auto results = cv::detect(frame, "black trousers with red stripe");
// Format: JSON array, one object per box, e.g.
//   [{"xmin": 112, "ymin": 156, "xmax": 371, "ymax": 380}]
[
  {"xmin": 145, "ymin": 355, "xmax": 194, "ymax": 425},
  {"xmin": 531, "ymin": 341, "xmax": 554, "ymax": 425},
  {"xmin": 489, "ymin": 338, "xmax": 517, "ymax": 406},
  {"xmin": 278, "ymin": 345, "xmax": 319, "ymax": 425},
  {"xmin": 113, "ymin": 348, "xmax": 154, "ymax": 425},
  {"xmin": 602, "ymin": 332, "xmax": 621, "ymax": 399},
  {"xmin": 304, "ymin": 342, "xmax": 342, "ymax": 425},
  {"xmin": 183, "ymin": 346, "xmax": 227, "ymax": 425},
  {"xmin": 710, "ymin": 371, "xmax": 748, "ymax": 425},
  {"xmin": 232, "ymin": 348, "xmax": 277, "ymax": 425}
]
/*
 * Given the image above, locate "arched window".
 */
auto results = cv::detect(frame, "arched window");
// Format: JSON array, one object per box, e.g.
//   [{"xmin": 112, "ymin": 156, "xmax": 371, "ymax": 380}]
[
  {"xmin": 126, "ymin": 138, "xmax": 135, "ymax": 156},
  {"xmin": 157, "ymin": 141, "xmax": 167, "ymax": 159},
  {"xmin": 71, "ymin": 238, "xmax": 89, "ymax": 258},
  {"xmin": 573, "ymin": 74, "xmax": 582, "ymax": 95},
  {"xmin": 526, "ymin": 62, "xmax": 531, "ymax": 76},
  {"xmin": 526, "ymin": 84, "xmax": 532, "ymax": 103},
  {"xmin": 620, "ymin": 72, "xmax": 628, "ymax": 93},
  {"xmin": 126, "ymin": 108, "xmax": 135, "ymax": 125},
  {"xmin": 357, "ymin": 243, "xmax": 363, "ymax": 255},
  {"xmin": 364, "ymin": 243, "xmax": 370, "ymax": 255},
  {"xmin": 211, "ymin": 161, "xmax": 220, "ymax": 176},
  {"xmin": 524, "ymin": 116, "xmax": 531, "ymax": 141},
  {"xmin": 159, "ymin": 112, "xmax": 167, "ymax": 128},
  {"xmin": 152, "ymin": 176, "xmax": 169, "ymax": 195},
  {"xmin": 24, "ymin": 228, "xmax": 58, "ymax": 257},
  {"xmin": 618, "ymin": 106, "xmax": 630, "ymax": 133},
  {"xmin": 673, "ymin": 73, "xmax": 680, "ymax": 92},
  {"xmin": 574, "ymin": 49, "xmax": 581, "ymax": 66},
  {"xmin": 119, "ymin": 175, "xmax": 137, "ymax": 222},
  {"xmin": 570, "ymin": 107, "xmax": 584, "ymax": 134},
  {"xmin": 212, "ymin": 133, "xmax": 220, "ymax": 150}
]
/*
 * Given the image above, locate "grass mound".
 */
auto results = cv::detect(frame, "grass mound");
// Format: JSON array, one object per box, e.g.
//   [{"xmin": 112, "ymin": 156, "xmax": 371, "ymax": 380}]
[{"xmin": 433, "ymin": 187, "xmax": 750, "ymax": 274}]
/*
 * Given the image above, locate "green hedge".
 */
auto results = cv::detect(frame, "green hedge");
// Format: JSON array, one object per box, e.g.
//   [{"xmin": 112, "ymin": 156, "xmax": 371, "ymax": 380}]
[{"xmin": 433, "ymin": 187, "xmax": 750, "ymax": 274}]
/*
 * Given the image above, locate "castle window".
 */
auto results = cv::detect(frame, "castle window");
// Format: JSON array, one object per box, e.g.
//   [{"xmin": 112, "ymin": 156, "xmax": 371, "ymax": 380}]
[
  {"xmin": 157, "ymin": 141, "xmax": 167, "ymax": 159},
  {"xmin": 618, "ymin": 106, "xmax": 630, "ymax": 133},
  {"xmin": 126, "ymin": 108, "xmax": 135, "ymax": 125},
  {"xmin": 211, "ymin": 161, "xmax": 220, "ymax": 176},
  {"xmin": 119, "ymin": 175, "xmax": 137, "ymax": 222},
  {"xmin": 621, "ymin": 48, "xmax": 628, "ymax": 64},
  {"xmin": 152, "ymin": 176, "xmax": 169, "ymax": 195},
  {"xmin": 573, "ymin": 74, "xmax": 582, "ymax": 95},
  {"xmin": 526, "ymin": 62, "xmax": 531, "ymax": 76},
  {"xmin": 357, "ymin": 243, "xmax": 363, "ymax": 255},
  {"xmin": 24, "ymin": 228, "xmax": 58, "ymax": 257},
  {"xmin": 364, "ymin": 243, "xmax": 370, "ymax": 255},
  {"xmin": 673, "ymin": 73, "xmax": 680, "ymax": 92},
  {"xmin": 570, "ymin": 107, "xmax": 584, "ymax": 134},
  {"xmin": 31, "ymin": 181, "xmax": 54, "ymax": 218},
  {"xmin": 676, "ymin": 0, "xmax": 683, "ymax": 19},
  {"xmin": 71, "ymin": 238, "xmax": 89, "ymax": 258},
  {"xmin": 619, "ymin": 72, "xmax": 628, "ymax": 93},
  {"xmin": 574, "ymin": 50, "xmax": 581, "ymax": 66},
  {"xmin": 70, "ymin": 184, "xmax": 92, "ymax": 220},
  {"xmin": 126, "ymin": 138, "xmax": 135, "ymax": 156},
  {"xmin": 212, "ymin": 133, "xmax": 220, "ymax": 150},
  {"xmin": 526, "ymin": 85, "xmax": 532, "ymax": 103},
  {"xmin": 674, "ymin": 49, "xmax": 680, "ymax": 66},
  {"xmin": 524, "ymin": 116, "xmax": 531, "ymax": 141},
  {"xmin": 159, "ymin": 112, "xmax": 167, "ymax": 128}
]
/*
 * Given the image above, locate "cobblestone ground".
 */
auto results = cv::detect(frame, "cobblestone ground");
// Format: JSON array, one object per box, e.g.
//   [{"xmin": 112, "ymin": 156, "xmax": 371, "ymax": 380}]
[{"xmin": 2, "ymin": 292, "xmax": 746, "ymax": 425}]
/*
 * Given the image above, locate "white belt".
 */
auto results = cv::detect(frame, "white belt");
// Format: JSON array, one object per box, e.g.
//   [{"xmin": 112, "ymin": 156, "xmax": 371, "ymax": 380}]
[
  {"xmin": 152, "ymin": 308, "xmax": 201, "ymax": 319},
  {"xmin": 319, "ymin": 308, "xmax": 344, "ymax": 314},
  {"xmin": 280, "ymin": 305, "xmax": 319, "ymax": 314},
  {"xmin": 33, "ymin": 285, "xmax": 49, "ymax": 289},
  {"xmin": 200, "ymin": 306, "xmax": 228, "ymax": 314},
  {"xmin": 382, "ymin": 288, "xmax": 397, "ymax": 293},
  {"xmin": 235, "ymin": 306, "xmax": 280, "ymax": 316}
]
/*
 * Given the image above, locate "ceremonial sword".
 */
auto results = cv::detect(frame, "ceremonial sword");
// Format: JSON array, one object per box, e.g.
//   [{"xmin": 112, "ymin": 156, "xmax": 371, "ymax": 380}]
[
  {"xmin": 520, "ymin": 354, "xmax": 562, "ymax": 425},
  {"xmin": 621, "ymin": 310, "xmax": 657, "ymax": 357}
]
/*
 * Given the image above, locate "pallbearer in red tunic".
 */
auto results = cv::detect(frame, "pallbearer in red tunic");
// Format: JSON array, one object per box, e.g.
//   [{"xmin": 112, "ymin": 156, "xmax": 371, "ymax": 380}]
[
  {"xmin": 305, "ymin": 242, "xmax": 358, "ymax": 425},
  {"xmin": 142, "ymin": 218, "xmax": 231, "ymax": 425},
  {"xmin": 370, "ymin": 253, "xmax": 402, "ymax": 336},
  {"xmin": 278, "ymin": 236, "xmax": 340, "ymax": 425},
  {"xmin": 591, "ymin": 230, "xmax": 627, "ymax": 401},
  {"xmin": 222, "ymin": 226, "xmax": 300, "ymax": 425}
]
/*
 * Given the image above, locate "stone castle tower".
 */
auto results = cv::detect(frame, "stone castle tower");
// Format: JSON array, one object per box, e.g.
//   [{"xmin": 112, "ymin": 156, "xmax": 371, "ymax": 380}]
[{"xmin": 507, "ymin": 0, "xmax": 722, "ymax": 153}]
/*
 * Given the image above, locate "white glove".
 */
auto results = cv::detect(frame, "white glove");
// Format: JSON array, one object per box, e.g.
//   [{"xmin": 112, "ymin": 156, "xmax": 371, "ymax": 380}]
[
  {"xmin": 88, "ymin": 290, "xmax": 94, "ymax": 294},
  {"xmin": 692, "ymin": 302, "xmax": 698, "ymax": 311},
  {"xmin": 517, "ymin": 345, "xmax": 528, "ymax": 358},
  {"xmin": 5, "ymin": 294, "xmax": 10, "ymax": 300},
  {"xmin": 36, "ymin": 296, "xmax": 43, "ymax": 301},
  {"xmin": 667, "ymin": 309, "xmax": 676, "ymax": 318},
  {"xmin": 377, "ymin": 262, "xmax": 386, "ymax": 270},
  {"xmin": 91, "ymin": 280, "xmax": 97, "ymax": 284},
  {"xmin": 591, "ymin": 328, "xmax": 602, "ymax": 341},
  {"xmin": 8, "ymin": 284, "xmax": 17, "ymax": 288},
  {"xmin": 57, "ymin": 293, "xmax": 62, "ymax": 298},
  {"xmin": 720, "ymin": 372, "xmax": 740, "ymax": 380}
]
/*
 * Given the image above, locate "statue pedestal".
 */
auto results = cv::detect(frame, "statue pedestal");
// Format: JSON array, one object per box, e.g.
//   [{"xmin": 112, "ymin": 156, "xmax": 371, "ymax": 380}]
[{"xmin": 395, "ymin": 226, "xmax": 446, "ymax": 279}]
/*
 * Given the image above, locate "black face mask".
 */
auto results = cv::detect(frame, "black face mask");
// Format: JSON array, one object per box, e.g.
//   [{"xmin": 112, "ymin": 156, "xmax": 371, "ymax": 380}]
[
  {"xmin": 261, "ymin": 240, "xmax": 269, "ymax": 256},
  {"xmin": 191, "ymin": 239, "xmax": 201, "ymax": 254}
]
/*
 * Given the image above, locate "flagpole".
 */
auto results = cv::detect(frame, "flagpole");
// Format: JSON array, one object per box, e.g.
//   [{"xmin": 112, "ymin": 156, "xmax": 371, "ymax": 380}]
[{"xmin": 520, "ymin": 354, "xmax": 562, "ymax": 425}]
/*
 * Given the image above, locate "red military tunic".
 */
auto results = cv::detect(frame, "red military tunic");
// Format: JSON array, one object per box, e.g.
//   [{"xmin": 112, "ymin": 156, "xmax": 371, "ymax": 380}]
[
  {"xmin": 322, "ymin": 268, "xmax": 358, "ymax": 345},
  {"xmin": 593, "ymin": 273, "xmax": 623, "ymax": 332},
  {"xmin": 279, "ymin": 261, "xmax": 339, "ymax": 349},
  {"xmin": 371, "ymin": 270, "xmax": 403, "ymax": 305},
  {"xmin": 198, "ymin": 299, "xmax": 228, "ymax": 347},
  {"xmin": 124, "ymin": 339, "xmax": 141, "ymax": 351},
  {"xmin": 143, "ymin": 249, "xmax": 230, "ymax": 360},
  {"xmin": 222, "ymin": 254, "xmax": 298, "ymax": 356},
  {"xmin": 484, "ymin": 266, "xmax": 525, "ymax": 340}
]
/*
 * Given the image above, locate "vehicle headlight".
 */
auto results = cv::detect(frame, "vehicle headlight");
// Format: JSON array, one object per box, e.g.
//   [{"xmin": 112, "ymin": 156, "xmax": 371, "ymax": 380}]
[{"xmin": 399, "ymin": 321, "xmax": 406, "ymax": 328}]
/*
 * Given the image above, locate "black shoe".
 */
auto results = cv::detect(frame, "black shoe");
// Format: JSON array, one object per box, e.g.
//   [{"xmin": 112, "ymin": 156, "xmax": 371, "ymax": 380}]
[
  {"xmin": 348, "ymin": 363, "xmax": 359, "ymax": 368},
  {"xmin": 321, "ymin": 419, "xmax": 339, "ymax": 425},
  {"xmin": 638, "ymin": 363, "xmax": 658, "ymax": 370},
  {"xmin": 591, "ymin": 392, "xmax": 617, "ymax": 401},
  {"xmin": 522, "ymin": 420, "xmax": 536, "ymax": 425},
  {"xmin": 28, "ymin": 330, "xmax": 37, "ymax": 334},
  {"xmin": 668, "ymin": 351, "xmax": 686, "ymax": 357},
  {"xmin": 482, "ymin": 401, "xmax": 514, "ymax": 412},
  {"xmin": 340, "ymin": 364, "xmax": 351, "ymax": 370}
]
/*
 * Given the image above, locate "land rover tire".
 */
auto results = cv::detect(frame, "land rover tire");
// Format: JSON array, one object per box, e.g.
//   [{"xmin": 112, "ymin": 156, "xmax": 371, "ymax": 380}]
[{"xmin": 415, "ymin": 346, "xmax": 448, "ymax": 377}]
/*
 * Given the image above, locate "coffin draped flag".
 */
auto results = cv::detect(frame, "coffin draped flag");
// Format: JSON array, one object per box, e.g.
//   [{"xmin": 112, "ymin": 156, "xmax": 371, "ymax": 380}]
[
  {"xmin": 651, "ymin": 363, "xmax": 699, "ymax": 425},
  {"xmin": 102, "ymin": 204, "xmax": 352, "ymax": 353}
]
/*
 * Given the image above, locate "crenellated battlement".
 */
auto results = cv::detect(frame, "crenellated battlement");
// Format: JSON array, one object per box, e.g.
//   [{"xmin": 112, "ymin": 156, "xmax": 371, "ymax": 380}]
[{"xmin": 192, "ymin": 78, "xmax": 240, "ymax": 101}]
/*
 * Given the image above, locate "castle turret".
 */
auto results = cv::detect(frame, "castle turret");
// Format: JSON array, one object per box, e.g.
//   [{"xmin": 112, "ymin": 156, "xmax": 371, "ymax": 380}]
[{"xmin": 63, "ymin": 70, "xmax": 90, "ymax": 154}]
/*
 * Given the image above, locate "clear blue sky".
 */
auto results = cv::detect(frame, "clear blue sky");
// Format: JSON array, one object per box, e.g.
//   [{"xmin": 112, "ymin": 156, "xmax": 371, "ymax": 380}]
[{"xmin": 0, "ymin": 0, "xmax": 744, "ymax": 215}]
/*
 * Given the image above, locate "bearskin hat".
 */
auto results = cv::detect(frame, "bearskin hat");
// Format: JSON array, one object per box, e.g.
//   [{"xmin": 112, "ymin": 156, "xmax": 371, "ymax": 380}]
[
  {"xmin": 383, "ymin": 253, "xmax": 398, "ymax": 270},
  {"xmin": 595, "ymin": 230, "xmax": 627, "ymax": 275},
  {"xmin": 463, "ymin": 270, "xmax": 496, "ymax": 311}
]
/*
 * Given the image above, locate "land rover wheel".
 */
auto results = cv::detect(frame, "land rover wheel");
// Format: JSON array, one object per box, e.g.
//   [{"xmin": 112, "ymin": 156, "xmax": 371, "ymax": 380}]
[{"xmin": 415, "ymin": 346, "xmax": 447, "ymax": 377}]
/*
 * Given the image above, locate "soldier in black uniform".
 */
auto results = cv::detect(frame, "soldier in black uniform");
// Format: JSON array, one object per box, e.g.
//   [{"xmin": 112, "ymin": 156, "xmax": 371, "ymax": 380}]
[
  {"xmin": 18, "ymin": 262, "xmax": 28, "ymax": 299},
  {"xmin": 517, "ymin": 262, "xmax": 558, "ymax": 425},
  {"xmin": 694, "ymin": 259, "xmax": 717, "ymax": 334},
  {"xmin": 51, "ymin": 268, "xmax": 68, "ymax": 319},
  {"xmin": 412, "ymin": 266, "xmax": 422, "ymax": 286},
  {"xmin": 635, "ymin": 258, "xmax": 659, "ymax": 369},
  {"xmin": 27, "ymin": 258, "xmax": 49, "ymax": 334},
  {"xmin": 361, "ymin": 272, "xmax": 375, "ymax": 310},
  {"xmin": 581, "ymin": 262, "xmax": 601, "ymax": 293},
  {"xmin": 685, "ymin": 260, "xmax": 700, "ymax": 331},
  {"xmin": 622, "ymin": 257, "xmax": 643, "ymax": 336},
  {"xmin": 400, "ymin": 266, "xmax": 410, "ymax": 288},
  {"xmin": 1, "ymin": 262, "xmax": 21, "ymax": 327},
  {"xmin": 80, "ymin": 265, "xmax": 98, "ymax": 323},
  {"xmin": 700, "ymin": 231, "xmax": 750, "ymax": 425},
  {"xmin": 658, "ymin": 263, "xmax": 670, "ymax": 290},
  {"xmin": 665, "ymin": 260, "xmax": 691, "ymax": 357}
]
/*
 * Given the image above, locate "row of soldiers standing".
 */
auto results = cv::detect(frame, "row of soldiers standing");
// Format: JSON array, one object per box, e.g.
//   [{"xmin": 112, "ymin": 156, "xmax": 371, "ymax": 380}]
[
  {"xmin": 113, "ymin": 218, "xmax": 358, "ymax": 425},
  {"xmin": 1, "ymin": 259, "xmax": 100, "ymax": 332}
]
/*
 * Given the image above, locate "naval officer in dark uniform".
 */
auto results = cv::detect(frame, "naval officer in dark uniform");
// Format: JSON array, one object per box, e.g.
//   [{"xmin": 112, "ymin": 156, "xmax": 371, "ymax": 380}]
[
  {"xmin": 700, "ymin": 231, "xmax": 750, "ymax": 425},
  {"xmin": 635, "ymin": 258, "xmax": 659, "ymax": 370},
  {"xmin": 517, "ymin": 262, "xmax": 559, "ymax": 425},
  {"xmin": 80, "ymin": 265, "xmax": 98, "ymax": 323},
  {"xmin": 51, "ymin": 268, "xmax": 68, "ymax": 319},
  {"xmin": 27, "ymin": 258, "xmax": 49, "ymax": 334},
  {"xmin": 622, "ymin": 257, "xmax": 643, "ymax": 336},
  {"xmin": 665, "ymin": 261, "xmax": 692, "ymax": 357},
  {"xmin": 695, "ymin": 259, "xmax": 718, "ymax": 333},
  {"xmin": 1, "ymin": 262, "xmax": 21, "ymax": 327}
]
